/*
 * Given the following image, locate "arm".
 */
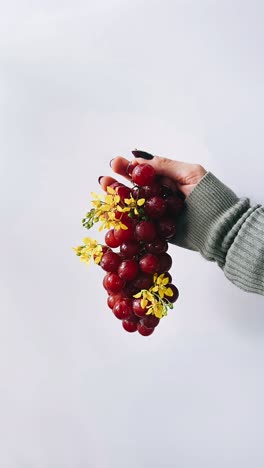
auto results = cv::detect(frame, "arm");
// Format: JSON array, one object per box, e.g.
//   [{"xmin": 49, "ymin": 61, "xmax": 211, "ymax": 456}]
[{"xmin": 172, "ymin": 171, "xmax": 264, "ymax": 295}]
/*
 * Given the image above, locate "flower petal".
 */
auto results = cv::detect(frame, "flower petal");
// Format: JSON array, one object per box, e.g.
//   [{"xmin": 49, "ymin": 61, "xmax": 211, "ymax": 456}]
[
  {"xmin": 124, "ymin": 198, "xmax": 132, "ymax": 205},
  {"xmin": 137, "ymin": 198, "xmax": 145, "ymax": 206},
  {"xmin": 133, "ymin": 292, "xmax": 142, "ymax": 298},
  {"xmin": 107, "ymin": 186, "xmax": 116, "ymax": 194},
  {"xmin": 165, "ymin": 287, "xmax": 173, "ymax": 297}
]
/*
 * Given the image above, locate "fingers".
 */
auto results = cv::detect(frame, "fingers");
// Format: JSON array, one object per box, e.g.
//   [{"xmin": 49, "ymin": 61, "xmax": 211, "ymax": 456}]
[
  {"xmin": 108, "ymin": 155, "xmax": 182, "ymax": 183},
  {"xmin": 105, "ymin": 154, "xmax": 179, "ymax": 181},
  {"xmin": 98, "ymin": 152, "xmax": 205, "ymax": 198},
  {"xmin": 98, "ymin": 176, "xmax": 118, "ymax": 191},
  {"xmin": 98, "ymin": 155, "xmax": 180, "ymax": 192},
  {"xmin": 110, "ymin": 157, "xmax": 138, "ymax": 180},
  {"xmin": 98, "ymin": 157, "xmax": 139, "ymax": 191},
  {"xmin": 134, "ymin": 155, "xmax": 183, "ymax": 181}
]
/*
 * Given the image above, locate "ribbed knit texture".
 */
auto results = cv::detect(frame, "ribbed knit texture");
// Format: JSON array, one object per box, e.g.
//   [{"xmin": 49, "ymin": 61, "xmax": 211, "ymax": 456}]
[{"xmin": 171, "ymin": 172, "xmax": 264, "ymax": 295}]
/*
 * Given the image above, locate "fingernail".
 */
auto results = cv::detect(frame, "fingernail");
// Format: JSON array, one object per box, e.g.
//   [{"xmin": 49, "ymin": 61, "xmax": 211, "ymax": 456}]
[
  {"xmin": 109, "ymin": 158, "xmax": 114, "ymax": 167},
  {"xmin": 126, "ymin": 161, "xmax": 134, "ymax": 177},
  {"xmin": 131, "ymin": 150, "xmax": 154, "ymax": 160},
  {"xmin": 98, "ymin": 176, "xmax": 103, "ymax": 184}
]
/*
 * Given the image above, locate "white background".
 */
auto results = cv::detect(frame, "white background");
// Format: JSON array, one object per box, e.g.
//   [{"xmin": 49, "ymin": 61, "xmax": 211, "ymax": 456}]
[{"xmin": 1, "ymin": 1, "xmax": 264, "ymax": 467}]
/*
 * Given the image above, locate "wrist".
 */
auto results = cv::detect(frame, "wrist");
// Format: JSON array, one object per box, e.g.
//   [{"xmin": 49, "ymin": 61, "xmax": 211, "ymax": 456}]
[{"xmin": 171, "ymin": 172, "xmax": 250, "ymax": 264}]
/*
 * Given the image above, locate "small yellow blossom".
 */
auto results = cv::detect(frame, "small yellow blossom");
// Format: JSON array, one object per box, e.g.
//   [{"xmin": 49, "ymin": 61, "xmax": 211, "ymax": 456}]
[
  {"xmin": 114, "ymin": 195, "xmax": 146, "ymax": 216},
  {"xmin": 133, "ymin": 288, "xmax": 168, "ymax": 319},
  {"xmin": 84, "ymin": 187, "xmax": 134, "ymax": 231},
  {"xmin": 134, "ymin": 289, "xmax": 153, "ymax": 309},
  {"xmin": 122, "ymin": 196, "xmax": 145, "ymax": 216},
  {"xmin": 82, "ymin": 185, "xmax": 147, "ymax": 231},
  {"xmin": 146, "ymin": 298, "xmax": 166, "ymax": 319},
  {"xmin": 151, "ymin": 273, "xmax": 173, "ymax": 299},
  {"xmin": 97, "ymin": 213, "xmax": 128, "ymax": 232},
  {"xmin": 91, "ymin": 187, "xmax": 121, "ymax": 219},
  {"xmin": 133, "ymin": 272, "xmax": 174, "ymax": 319},
  {"xmin": 72, "ymin": 237, "xmax": 103, "ymax": 265}
]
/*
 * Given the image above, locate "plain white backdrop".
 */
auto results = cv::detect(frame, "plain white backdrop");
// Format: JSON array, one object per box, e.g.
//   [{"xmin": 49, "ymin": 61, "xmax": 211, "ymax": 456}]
[{"xmin": 1, "ymin": 1, "xmax": 264, "ymax": 467}]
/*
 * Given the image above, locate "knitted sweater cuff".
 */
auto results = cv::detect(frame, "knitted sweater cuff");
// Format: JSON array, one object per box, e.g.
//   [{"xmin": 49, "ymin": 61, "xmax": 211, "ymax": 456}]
[{"xmin": 172, "ymin": 172, "xmax": 251, "ymax": 267}]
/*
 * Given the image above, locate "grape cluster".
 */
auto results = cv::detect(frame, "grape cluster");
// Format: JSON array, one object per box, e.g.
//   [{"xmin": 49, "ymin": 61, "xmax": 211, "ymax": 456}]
[
  {"xmin": 99, "ymin": 163, "xmax": 183, "ymax": 336},
  {"xmin": 74, "ymin": 163, "xmax": 184, "ymax": 337}
]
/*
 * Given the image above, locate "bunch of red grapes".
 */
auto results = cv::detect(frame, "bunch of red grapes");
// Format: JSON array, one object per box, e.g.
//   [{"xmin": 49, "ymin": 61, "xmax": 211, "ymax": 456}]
[{"xmin": 99, "ymin": 163, "xmax": 184, "ymax": 337}]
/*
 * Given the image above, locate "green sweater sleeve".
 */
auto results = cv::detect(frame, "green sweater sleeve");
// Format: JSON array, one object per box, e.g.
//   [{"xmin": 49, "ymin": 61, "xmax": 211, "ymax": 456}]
[{"xmin": 171, "ymin": 172, "xmax": 264, "ymax": 295}]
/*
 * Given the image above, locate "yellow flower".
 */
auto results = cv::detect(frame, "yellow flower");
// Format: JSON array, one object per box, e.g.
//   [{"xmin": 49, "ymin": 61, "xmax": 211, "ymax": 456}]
[
  {"xmin": 72, "ymin": 245, "xmax": 83, "ymax": 256},
  {"xmin": 134, "ymin": 289, "xmax": 153, "ymax": 309},
  {"xmin": 86, "ymin": 187, "xmax": 133, "ymax": 231},
  {"xmin": 91, "ymin": 187, "xmax": 115, "ymax": 208},
  {"xmin": 123, "ymin": 196, "xmax": 145, "ymax": 216},
  {"xmin": 97, "ymin": 214, "xmax": 128, "ymax": 232},
  {"xmin": 91, "ymin": 188, "xmax": 121, "ymax": 218},
  {"xmin": 72, "ymin": 237, "xmax": 103, "ymax": 265},
  {"xmin": 146, "ymin": 299, "xmax": 166, "ymax": 319},
  {"xmin": 151, "ymin": 273, "xmax": 173, "ymax": 299},
  {"xmin": 133, "ymin": 272, "xmax": 175, "ymax": 319},
  {"xmin": 83, "ymin": 237, "xmax": 99, "ymax": 249},
  {"xmin": 133, "ymin": 288, "xmax": 168, "ymax": 319},
  {"xmin": 82, "ymin": 186, "xmax": 146, "ymax": 231}
]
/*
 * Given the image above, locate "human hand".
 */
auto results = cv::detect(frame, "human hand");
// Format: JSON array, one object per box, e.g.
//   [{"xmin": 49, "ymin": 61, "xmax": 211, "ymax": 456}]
[{"xmin": 98, "ymin": 151, "xmax": 207, "ymax": 198}]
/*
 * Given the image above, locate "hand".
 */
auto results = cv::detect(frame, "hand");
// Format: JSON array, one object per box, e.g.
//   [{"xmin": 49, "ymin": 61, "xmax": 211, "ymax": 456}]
[{"xmin": 98, "ymin": 153, "xmax": 207, "ymax": 198}]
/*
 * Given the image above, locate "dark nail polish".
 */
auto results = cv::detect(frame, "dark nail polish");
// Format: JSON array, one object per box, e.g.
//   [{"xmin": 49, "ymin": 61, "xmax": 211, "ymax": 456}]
[
  {"xmin": 98, "ymin": 176, "xmax": 103, "ymax": 184},
  {"xmin": 131, "ymin": 150, "xmax": 154, "ymax": 160}
]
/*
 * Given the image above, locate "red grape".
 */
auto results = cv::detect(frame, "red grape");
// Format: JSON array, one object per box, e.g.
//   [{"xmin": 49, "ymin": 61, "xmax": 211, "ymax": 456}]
[
  {"xmin": 139, "ymin": 253, "xmax": 159, "ymax": 274},
  {"xmin": 131, "ymin": 164, "xmax": 156, "ymax": 186},
  {"xmin": 105, "ymin": 229, "xmax": 121, "ymax": 248},
  {"xmin": 160, "ymin": 185, "xmax": 173, "ymax": 198},
  {"xmin": 113, "ymin": 298, "xmax": 133, "ymax": 320},
  {"xmin": 163, "ymin": 272, "xmax": 172, "ymax": 283},
  {"xmin": 107, "ymin": 295, "xmax": 115, "ymax": 309},
  {"xmin": 132, "ymin": 298, "xmax": 149, "ymax": 317},
  {"xmin": 116, "ymin": 185, "xmax": 132, "ymax": 203},
  {"xmin": 137, "ymin": 324, "xmax": 155, "ymax": 336},
  {"xmin": 143, "ymin": 182, "xmax": 162, "ymax": 198},
  {"xmin": 140, "ymin": 315, "xmax": 160, "ymax": 328},
  {"xmin": 107, "ymin": 292, "xmax": 125, "ymax": 309},
  {"xmin": 118, "ymin": 259, "xmax": 139, "ymax": 281},
  {"xmin": 164, "ymin": 284, "xmax": 179, "ymax": 303},
  {"xmin": 144, "ymin": 196, "xmax": 167, "ymax": 218},
  {"xmin": 100, "ymin": 251, "xmax": 121, "ymax": 272},
  {"xmin": 158, "ymin": 217, "xmax": 177, "ymax": 239},
  {"xmin": 120, "ymin": 241, "xmax": 140, "ymax": 258},
  {"xmin": 103, "ymin": 272, "xmax": 125, "ymax": 293},
  {"xmin": 122, "ymin": 281, "xmax": 140, "ymax": 298},
  {"xmin": 135, "ymin": 220, "xmax": 156, "ymax": 242},
  {"xmin": 114, "ymin": 222, "xmax": 134, "ymax": 243},
  {"xmin": 157, "ymin": 253, "xmax": 172, "ymax": 272},
  {"xmin": 122, "ymin": 316, "xmax": 138, "ymax": 332},
  {"xmin": 166, "ymin": 194, "xmax": 184, "ymax": 216},
  {"xmin": 122, "ymin": 273, "xmax": 153, "ymax": 298},
  {"xmin": 132, "ymin": 273, "xmax": 153, "ymax": 292},
  {"xmin": 146, "ymin": 238, "xmax": 168, "ymax": 254},
  {"xmin": 131, "ymin": 186, "xmax": 146, "ymax": 200}
]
